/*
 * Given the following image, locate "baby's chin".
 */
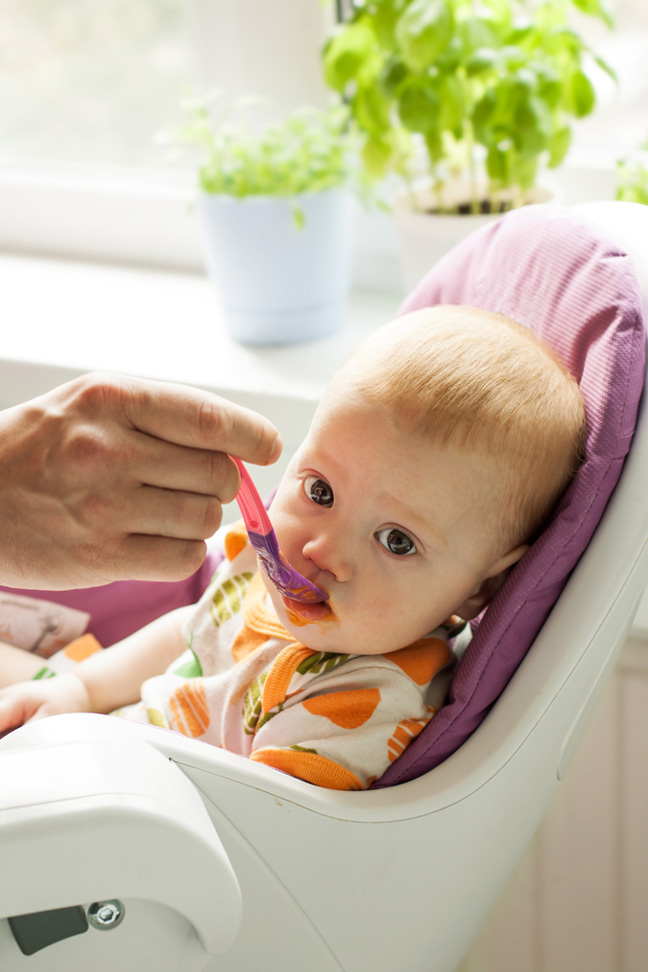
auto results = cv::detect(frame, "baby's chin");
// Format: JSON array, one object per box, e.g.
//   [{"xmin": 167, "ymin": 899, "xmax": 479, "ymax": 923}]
[
  {"xmin": 269, "ymin": 596, "xmax": 385, "ymax": 656},
  {"xmin": 279, "ymin": 593, "xmax": 338, "ymax": 633},
  {"xmin": 260, "ymin": 575, "xmax": 340, "ymax": 646}
]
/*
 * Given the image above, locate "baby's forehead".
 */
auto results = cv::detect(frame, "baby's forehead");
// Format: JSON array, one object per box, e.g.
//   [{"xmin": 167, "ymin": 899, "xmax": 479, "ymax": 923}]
[{"xmin": 312, "ymin": 390, "xmax": 505, "ymax": 478}]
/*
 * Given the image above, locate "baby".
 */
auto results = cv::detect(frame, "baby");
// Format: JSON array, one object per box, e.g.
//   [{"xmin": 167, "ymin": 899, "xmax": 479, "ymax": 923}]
[{"xmin": 0, "ymin": 306, "xmax": 586, "ymax": 789}]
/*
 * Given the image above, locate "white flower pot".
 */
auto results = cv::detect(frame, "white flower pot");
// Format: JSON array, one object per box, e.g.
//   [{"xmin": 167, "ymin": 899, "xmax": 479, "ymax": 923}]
[
  {"xmin": 198, "ymin": 188, "xmax": 354, "ymax": 345},
  {"xmin": 394, "ymin": 178, "xmax": 562, "ymax": 292}
]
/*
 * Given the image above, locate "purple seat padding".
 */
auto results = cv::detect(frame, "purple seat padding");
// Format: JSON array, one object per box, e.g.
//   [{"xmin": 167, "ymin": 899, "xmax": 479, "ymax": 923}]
[
  {"xmin": 374, "ymin": 204, "xmax": 646, "ymax": 787},
  {"xmin": 0, "ymin": 549, "xmax": 223, "ymax": 648}
]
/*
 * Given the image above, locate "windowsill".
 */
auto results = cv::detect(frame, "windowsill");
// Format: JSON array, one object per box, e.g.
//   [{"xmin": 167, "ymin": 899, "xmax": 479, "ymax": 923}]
[{"xmin": 0, "ymin": 251, "xmax": 401, "ymax": 402}]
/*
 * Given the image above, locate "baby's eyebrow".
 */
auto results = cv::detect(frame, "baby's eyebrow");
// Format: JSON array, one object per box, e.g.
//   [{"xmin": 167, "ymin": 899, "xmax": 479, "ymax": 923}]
[{"xmin": 380, "ymin": 492, "xmax": 449, "ymax": 550}]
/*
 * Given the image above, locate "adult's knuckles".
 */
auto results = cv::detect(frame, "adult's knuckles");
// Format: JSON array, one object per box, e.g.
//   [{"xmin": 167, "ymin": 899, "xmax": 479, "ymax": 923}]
[
  {"xmin": 175, "ymin": 539, "xmax": 208, "ymax": 578},
  {"xmin": 199, "ymin": 496, "xmax": 224, "ymax": 538},
  {"xmin": 207, "ymin": 450, "xmax": 239, "ymax": 501},
  {"xmin": 66, "ymin": 372, "xmax": 130, "ymax": 417},
  {"xmin": 57, "ymin": 421, "xmax": 135, "ymax": 482},
  {"xmin": 59, "ymin": 424, "xmax": 107, "ymax": 469},
  {"xmin": 161, "ymin": 488, "xmax": 223, "ymax": 540},
  {"xmin": 118, "ymin": 536, "xmax": 207, "ymax": 582},
  {"xmin": 68, "ymin": 535, "xmax": 125, "ymax": 587},
  {"xmin": 70, "ymin": 488, "xmax": 128, "ymax": 537},
  {"xmin": 198, "ymin": 396, "xmax": 279, "ymax": 464},
  {"xmin": 197, "ymin": 396, "xmax": 235, "ymax": 443}
]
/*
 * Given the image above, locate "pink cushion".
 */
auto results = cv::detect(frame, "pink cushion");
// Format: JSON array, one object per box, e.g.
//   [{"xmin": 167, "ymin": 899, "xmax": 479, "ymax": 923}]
[
  {"xmin": 374, "ymin": 204, "xmax": 646, "ymax": 787},
  {"xmin": 0, "ymin": 552, "xmax": 223, "ymax": 648}
]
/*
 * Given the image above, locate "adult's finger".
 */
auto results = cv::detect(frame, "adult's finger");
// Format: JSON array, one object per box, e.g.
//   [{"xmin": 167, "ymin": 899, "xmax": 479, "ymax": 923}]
[
  {"xmin": 122, "ymin": 431, "xmax": 241, "ymax": 502},
  {"xmin": 92, "ymin": 374, "xmax": 283, "ymax": 466},
  {"xmin": 119, "ymin": 485, "xmax": 225, "ymax": 541},
  {"xmin": 111, "ymin": 534, "xmax": 210, "ymax": 583}
]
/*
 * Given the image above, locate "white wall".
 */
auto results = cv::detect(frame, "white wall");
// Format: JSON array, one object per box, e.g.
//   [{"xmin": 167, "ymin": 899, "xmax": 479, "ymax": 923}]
[{"xmin": 458, "ymin": 620, "xmax": 648, "ymax": 972}]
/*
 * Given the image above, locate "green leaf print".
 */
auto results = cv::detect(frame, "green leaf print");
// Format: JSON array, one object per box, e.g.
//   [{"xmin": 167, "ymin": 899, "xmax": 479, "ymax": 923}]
[
  {"xmin": 173, "ymin": 649, "xmax": 203, "ymax": 679},
  {"xmin": 256, "ymin": 705, "xmax": 283, "ymax": 733},
  {"xmin": 243, "ymin": 673, "xmax": 285, "ymax": 734},
  {"xmin": 297, "ymin": 652, "xmax": 350, "ymax": 676},
  {"xmin": 242, "ymin": 672, "xmax": 267, "ymax": 734},
  {"xmin": 33, "ymin": 667, "xmax": 56, "ymax": 680},
  {"xmin": 210, "ymin": 572, "xmax": 254, "ymax": 626}
]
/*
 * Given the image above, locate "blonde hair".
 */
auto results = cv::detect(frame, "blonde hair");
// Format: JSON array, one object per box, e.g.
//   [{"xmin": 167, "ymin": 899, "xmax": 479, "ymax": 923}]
[{"xmin": 336, "ymin": 305, "xmax": 586, "ymax": 551}]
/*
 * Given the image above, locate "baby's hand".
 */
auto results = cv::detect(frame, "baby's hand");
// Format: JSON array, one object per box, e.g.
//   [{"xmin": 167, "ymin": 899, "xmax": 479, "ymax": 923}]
[{"xmin": 0, "ymin": 674, "xmax": 91, "ymax": 735}]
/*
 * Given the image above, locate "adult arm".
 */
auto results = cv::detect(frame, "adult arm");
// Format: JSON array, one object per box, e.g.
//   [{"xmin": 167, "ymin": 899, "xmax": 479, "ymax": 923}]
[{"xmin": 0, "ymin": 372, "xmax": 281, "ymax": 589}]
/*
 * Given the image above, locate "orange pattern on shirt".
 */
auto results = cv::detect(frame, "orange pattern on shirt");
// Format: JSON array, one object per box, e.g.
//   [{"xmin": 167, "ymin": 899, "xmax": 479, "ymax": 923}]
[
  {"xmin": 229, "ymin": 573, "xmax": 293, "ymax": 665},
  {"xmin": 224, "ymin": 523, "xmax": 249, "ymax": 562},
  {"xmin": 169, "ymin": 679, "xmax": 210, "ymax": 738},
  {"xmin": 251, "ymin": 747, "xmax": 365, "ymax": 790},
  {"xmin": 63, "ymin": 634, "xmax": 102, "ymax": 662},
  {"xmin": 261, "ymin": 643, "xmax": 317, "ymax": 712},
  {"xmin": 383, "ymin": 637, "xmax": 452, "ymax": 686},
  {"xmin": 230, "ymin": 625, "xmax": 269, "ymax": 666},
  {"xmin": 302, "ymin": 688, "xmax": 381, "ymax": 729},
  {"xmin": 387, "ymin": 716, "xmax": 430, "ymax": 763}
]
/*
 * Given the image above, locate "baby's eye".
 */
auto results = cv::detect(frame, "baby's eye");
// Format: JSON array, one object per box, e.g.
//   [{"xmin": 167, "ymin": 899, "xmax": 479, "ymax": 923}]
[
  {"xmin": 304, "ymin": 476, "xmax": 334, "ymax": 507},
  {"xmin": 376, "ymin": 528, "xmax": 417, "ymax": 556}
]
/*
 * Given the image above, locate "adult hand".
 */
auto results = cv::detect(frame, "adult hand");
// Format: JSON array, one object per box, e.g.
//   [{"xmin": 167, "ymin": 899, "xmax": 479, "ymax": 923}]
[{"xmin": 0, "ymin": 372, "xmax": 281, "ymax": 589}]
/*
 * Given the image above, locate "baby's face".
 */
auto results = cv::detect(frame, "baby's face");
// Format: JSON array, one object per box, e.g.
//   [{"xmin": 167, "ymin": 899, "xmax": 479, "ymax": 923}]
[{"xmin": 265, "ymin": 386, "xmax": 511, "ymax": 656}]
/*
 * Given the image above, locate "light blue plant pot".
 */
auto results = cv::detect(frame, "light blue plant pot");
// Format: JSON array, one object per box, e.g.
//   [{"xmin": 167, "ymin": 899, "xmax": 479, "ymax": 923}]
[{"xmin": 198, "ymin": 188, "xmax": 354, "ymax": 346}]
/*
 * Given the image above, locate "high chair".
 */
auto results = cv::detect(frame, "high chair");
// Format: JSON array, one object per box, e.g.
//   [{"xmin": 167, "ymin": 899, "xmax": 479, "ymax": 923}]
[{"xmin": 0, "ymin": 201, "xmax": 647, "ymax": 972}]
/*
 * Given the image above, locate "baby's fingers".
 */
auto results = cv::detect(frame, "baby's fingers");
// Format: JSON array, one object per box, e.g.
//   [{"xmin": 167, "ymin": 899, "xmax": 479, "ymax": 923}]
[{"xmin": 0, "ymin": 692, "xmax": 34, "ymax": 733}]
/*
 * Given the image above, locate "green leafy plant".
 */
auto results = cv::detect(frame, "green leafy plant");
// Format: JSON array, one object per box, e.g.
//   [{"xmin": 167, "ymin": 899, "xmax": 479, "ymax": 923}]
[
  {"xmin": 617, "ymin": 136, "xmax": 648, "ymax": 206},
  {"xmin": 176, "ymin": 93, "xmax": 369, "ymax": 226},
  {"xmin": 323, "ymin": 0, "xmax": 615, "ymax": 214}
]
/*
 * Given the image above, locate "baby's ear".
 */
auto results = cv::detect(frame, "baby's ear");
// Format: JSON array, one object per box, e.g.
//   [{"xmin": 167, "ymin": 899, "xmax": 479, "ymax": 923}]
[{"xmin": 456, "ymin": 544, "xmax": 529, "ymax": 620}]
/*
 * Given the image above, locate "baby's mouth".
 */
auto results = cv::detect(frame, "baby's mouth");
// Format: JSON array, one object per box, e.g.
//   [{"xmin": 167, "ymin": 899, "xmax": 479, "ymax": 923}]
[{"xmin": 281, "ymin": 594, "xmax": 337, "ymax": 627}]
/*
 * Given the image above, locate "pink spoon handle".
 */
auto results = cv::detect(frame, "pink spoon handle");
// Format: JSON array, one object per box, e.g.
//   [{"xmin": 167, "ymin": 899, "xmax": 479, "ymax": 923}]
[
  {"xmin": 231, "ymin": 457, "xmax": 328, "ymax": 604},
  {"xmin": 233, "ymin": 460, "xmax": 273, "ymax": 535}
]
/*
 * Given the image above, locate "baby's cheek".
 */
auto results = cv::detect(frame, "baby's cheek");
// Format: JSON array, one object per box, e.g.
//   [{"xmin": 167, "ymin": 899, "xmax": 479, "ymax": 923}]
[{"xmin": 267, "ymin": 505, "xmax": 298, "ymax": 557}]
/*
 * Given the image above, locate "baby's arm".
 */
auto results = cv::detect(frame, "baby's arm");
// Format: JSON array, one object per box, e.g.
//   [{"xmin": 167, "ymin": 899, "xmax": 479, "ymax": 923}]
[
  {"xmin": 67, "ymin": 605, "xmax": 191, "ymax": 713},
  {"xmin": 0, "ymin": 606, "xmax": 191, "ymax": 733}
]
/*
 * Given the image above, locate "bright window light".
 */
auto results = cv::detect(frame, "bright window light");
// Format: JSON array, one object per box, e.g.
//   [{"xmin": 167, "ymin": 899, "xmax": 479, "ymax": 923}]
[
  {"xmin": 0, "ymin": 0, "xmax": 645, "ymax": 270},
  {"xmin": 0, "ymin": 0, "xmax": 191, "ymax": 171}
]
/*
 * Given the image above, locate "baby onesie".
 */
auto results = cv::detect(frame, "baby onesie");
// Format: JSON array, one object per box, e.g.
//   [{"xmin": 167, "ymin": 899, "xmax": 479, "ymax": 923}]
[{"xmin": 44, "ymin": 525, "xmax": 460, "ymax": 790}]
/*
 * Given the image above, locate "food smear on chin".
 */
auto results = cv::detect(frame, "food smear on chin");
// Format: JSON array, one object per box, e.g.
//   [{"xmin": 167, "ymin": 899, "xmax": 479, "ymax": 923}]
[{"xmin": 282, "ymin": 595, "xmax": 337, "ymax": 628}]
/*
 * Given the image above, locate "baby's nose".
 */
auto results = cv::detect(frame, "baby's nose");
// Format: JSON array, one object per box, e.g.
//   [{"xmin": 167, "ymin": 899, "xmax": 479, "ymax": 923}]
[{"xmin": 302, "ymin": 531, "xmax": 352, "ymax": 584}]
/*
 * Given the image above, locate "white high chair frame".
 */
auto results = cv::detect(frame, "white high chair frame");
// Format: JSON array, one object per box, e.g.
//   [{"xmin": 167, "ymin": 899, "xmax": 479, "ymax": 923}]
[{"xmin": 1, "ymin": 202, "xmax": 647, "ymax": 972}]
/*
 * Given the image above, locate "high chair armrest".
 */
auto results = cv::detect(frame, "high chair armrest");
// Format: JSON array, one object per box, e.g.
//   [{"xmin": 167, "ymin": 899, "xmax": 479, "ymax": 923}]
[{"xmin": 0, "ymin": 722, "xmax": 242, "ymax": 957}]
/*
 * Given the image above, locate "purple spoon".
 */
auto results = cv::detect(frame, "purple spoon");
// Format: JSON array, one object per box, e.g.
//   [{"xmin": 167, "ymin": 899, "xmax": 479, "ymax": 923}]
[{"xmin": 232, "ymin": 457, "xmax": 329, "ymax": 604}]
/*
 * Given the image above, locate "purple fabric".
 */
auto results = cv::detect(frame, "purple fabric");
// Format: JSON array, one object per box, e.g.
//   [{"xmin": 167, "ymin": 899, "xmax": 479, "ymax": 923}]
[
  {"xmin": 374, "ymin": 204, "xmax": 646, "ymax": 787},
  {"xmin": 0, "ymin": 550, "xmax": 224, "ymax": 647}
]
